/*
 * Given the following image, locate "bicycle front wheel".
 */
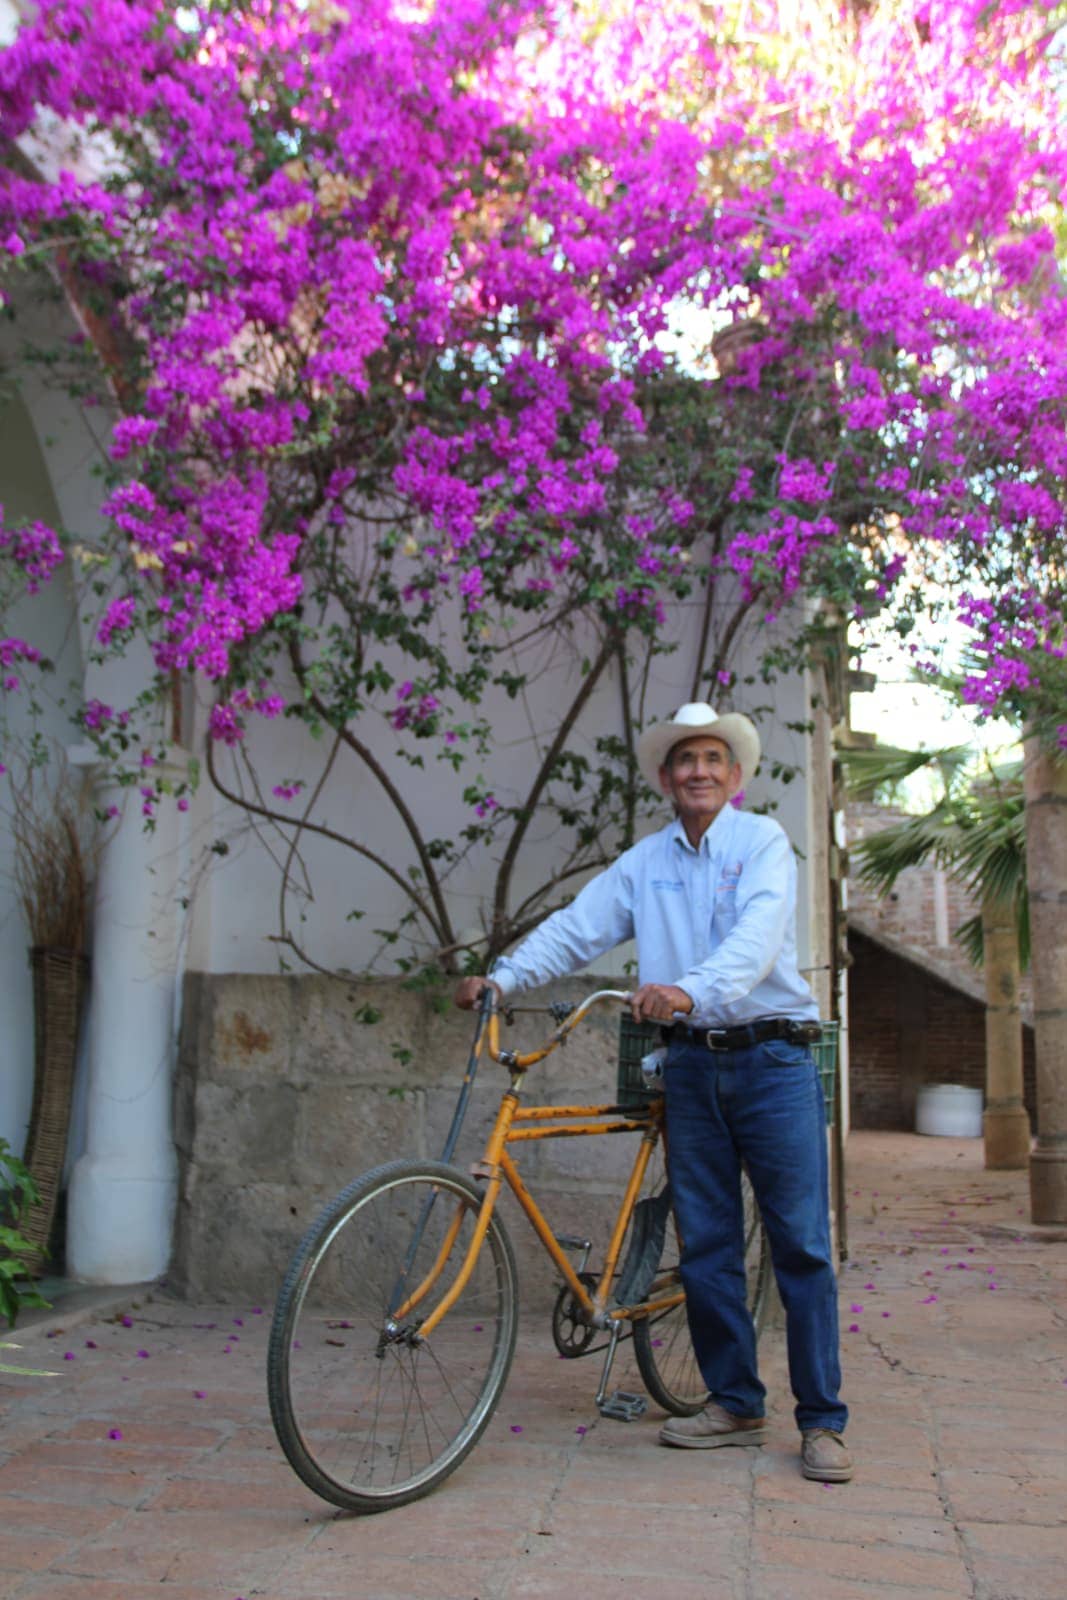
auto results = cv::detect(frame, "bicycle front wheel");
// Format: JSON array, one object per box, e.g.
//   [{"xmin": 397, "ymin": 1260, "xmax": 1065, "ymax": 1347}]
[
  {"xmin": 267, "ymin": 1159, "xmax": 518, "ymax": 1513},
  {"xmin": 633, "ymin": 1165, "xmax": 771, "ymax": 1415}
]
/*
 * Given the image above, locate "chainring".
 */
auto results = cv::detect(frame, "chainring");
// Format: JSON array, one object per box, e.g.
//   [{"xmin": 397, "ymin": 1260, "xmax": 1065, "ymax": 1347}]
[{"xmin": 551, "ymin": 1272, "xmax": 599, "ymax": 1357}]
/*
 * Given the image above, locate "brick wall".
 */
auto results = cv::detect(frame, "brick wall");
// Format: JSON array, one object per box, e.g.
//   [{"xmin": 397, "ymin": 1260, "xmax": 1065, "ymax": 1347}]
[{"xmin": 847, "ymin": 930, "xmax": 1037, "ymax": 1132}]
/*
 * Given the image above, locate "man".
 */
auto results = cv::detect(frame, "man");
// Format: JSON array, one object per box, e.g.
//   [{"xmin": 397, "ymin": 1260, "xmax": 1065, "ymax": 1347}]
[{"xmin": 454, "ymin": 701, "xmax": 851, "ymax": 1483}]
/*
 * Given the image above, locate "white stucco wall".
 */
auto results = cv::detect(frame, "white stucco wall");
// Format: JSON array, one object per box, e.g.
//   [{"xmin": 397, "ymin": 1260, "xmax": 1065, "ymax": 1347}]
[{"xmin": 180, "ymin": 595, "xmax": 824, "ymax": 983}]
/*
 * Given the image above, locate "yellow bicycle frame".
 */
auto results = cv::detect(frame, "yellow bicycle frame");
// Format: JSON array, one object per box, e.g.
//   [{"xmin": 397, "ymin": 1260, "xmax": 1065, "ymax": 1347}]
[{"xmin": 401, "ymin": 993, "xmax": 683, "ymax": 1342}]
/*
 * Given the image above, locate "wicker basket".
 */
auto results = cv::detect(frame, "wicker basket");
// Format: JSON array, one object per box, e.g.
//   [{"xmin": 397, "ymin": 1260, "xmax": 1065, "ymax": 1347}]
[{"xmin": 19, "ymin": 947, "xmax": 89, "ymax": 1270}]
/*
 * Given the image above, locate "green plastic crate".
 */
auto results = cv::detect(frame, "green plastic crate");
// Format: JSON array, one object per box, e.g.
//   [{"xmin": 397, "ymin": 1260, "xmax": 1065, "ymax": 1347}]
[
  {"xmin": 810, "ymin": 1022, "xmax": 839, "ymax": 1127},
  {"xmin": 617, "ymin": 1014, "xmax": 663, "ymax": 1107}
]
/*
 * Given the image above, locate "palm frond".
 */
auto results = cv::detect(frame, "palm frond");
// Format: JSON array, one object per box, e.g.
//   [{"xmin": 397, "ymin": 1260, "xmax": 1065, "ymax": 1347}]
[
  {"xmin": 952, "ymin": 896, "xmax": 1030, "ymax": 974},
  {"xmin": 954, "ymin": 912, "xmax": 984, "ymax": 969},
  {"xmin": 840, "ymin": 741, "xmax": 972, "ymax": 801},
  {"xmin": 851, "ymin": 801, "xmax": 967, "ymax": 893},
  {"xmin": 972, "ymin": 755, "xmax": 1024, "ymax": 795},
  {"xmin": 951, "ymin": 796, "xmax": 1026, "ymax": 902},
  {"xmin": 849, "ymin": 770, "xmax": 1029, "ymax": 971},
  {"xmin": 839, "ymin": 743, "xmax": 931, "ymax": 785}
]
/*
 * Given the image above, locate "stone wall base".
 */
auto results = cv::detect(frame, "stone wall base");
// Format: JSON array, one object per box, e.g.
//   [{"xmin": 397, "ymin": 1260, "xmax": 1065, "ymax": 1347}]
[{"xmin": 171, "ymin": 973, "xmax": 644, "ymax": 1308}]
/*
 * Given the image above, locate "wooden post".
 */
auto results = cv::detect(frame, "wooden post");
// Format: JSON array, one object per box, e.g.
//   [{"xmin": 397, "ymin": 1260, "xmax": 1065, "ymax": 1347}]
[
  {"xmin": 1023, "ymin": 738, "xmax": 1067, "ymax": 1223},
  {"xmin": 980, "ymin": 897, "xmax": 1030, "ymax": 1169}
]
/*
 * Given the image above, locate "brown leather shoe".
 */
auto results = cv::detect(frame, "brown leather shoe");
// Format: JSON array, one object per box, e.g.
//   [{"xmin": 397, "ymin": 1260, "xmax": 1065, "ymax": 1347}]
[
  {"xmin": 801, "ymin": 1428, "xmax": 853, "ymax": 1481},
  {"xmin": 659, "ymin": 1401, "xmax": 767, "ymax": 1449}
]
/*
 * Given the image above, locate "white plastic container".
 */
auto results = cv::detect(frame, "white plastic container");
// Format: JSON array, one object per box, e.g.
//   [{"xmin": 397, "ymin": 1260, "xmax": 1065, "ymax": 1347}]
[{"xmin": 915, "ymin": 1083, "xmax": 983, "ymax": 1138}]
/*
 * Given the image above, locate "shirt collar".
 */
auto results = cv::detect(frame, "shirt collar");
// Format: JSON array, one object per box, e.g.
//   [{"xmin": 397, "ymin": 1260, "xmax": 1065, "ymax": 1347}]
[{"xmin": 669, "ymin": 802, "xmax": 738, "ymax": 856}]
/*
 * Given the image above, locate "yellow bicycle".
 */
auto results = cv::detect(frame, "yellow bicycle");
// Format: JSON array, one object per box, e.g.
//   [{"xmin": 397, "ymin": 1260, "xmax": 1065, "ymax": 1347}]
[{"xmin": 267, "ymin": 987, "xmax": 771, "ymax": 1512}]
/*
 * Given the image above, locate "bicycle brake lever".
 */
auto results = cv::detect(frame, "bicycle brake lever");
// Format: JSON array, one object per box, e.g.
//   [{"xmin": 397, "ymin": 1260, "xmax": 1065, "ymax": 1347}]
[{"xmin": 548, "ymin": 1001, "xmax": 575, "ymax": 1024}]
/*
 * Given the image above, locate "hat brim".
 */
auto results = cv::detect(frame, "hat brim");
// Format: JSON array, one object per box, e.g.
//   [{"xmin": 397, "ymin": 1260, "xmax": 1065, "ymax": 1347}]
[{"xmin": 637, "ymin": 713, "xmax": 760, "ymax": 793}]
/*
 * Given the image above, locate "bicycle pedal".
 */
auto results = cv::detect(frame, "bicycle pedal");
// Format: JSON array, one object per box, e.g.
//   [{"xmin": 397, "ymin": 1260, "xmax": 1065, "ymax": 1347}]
[
  {"xmin": 597, "ymin": 1389, "xmax": 648, "ymax": 1422},
  {"xmin": 556, "ymin": 1234, "xmax": 592, "ymax": 1252}
]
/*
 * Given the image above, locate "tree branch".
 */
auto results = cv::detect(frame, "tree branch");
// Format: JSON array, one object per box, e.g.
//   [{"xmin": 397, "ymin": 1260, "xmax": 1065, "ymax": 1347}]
[
  {"xmin": 204, "ymin": 733, "xmax": 442, "ymax": 935},
  {"xmin": 289, "ymin": 639, "xmax": 458, "ymax": 961},
  {"xmin": 617, "ymin": 637, "xmax": 638, "ymax": 849},
  {"xmin": 490, "ymin": 629, "xmax": 617, "ymax": 949},
  {"xmin": 709, "ymin": 595, "xmax": 758, "ymax": 689}
]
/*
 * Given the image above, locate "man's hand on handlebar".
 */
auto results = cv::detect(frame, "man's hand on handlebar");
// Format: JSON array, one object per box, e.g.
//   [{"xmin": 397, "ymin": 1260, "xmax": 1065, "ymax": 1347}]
[
  {"xmin": 629, "ymin": 983, "xmax": 694, "ymax": 1024},
  {"xmin": 453, "ymin": 976, "xmax": 504, "ymax": 1011}
]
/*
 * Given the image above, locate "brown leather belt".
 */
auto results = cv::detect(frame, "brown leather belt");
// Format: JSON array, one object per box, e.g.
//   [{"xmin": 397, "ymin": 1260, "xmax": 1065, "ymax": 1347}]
[{"xmin": 669, "ymin": 1018, "xmax": 822, "ymax": 1053}]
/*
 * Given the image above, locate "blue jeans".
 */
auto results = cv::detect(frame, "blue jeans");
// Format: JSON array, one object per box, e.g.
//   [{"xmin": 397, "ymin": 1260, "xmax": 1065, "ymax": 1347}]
[{"xmin": 663, "ymin": 1035, "xmax": 847, "ymax": 1434}]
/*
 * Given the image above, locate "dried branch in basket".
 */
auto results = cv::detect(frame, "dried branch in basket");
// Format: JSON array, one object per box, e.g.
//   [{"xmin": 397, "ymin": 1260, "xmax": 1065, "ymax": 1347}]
[{"xmin": 6, "ymin": 757, "xmax": 97, "ymax": 954}]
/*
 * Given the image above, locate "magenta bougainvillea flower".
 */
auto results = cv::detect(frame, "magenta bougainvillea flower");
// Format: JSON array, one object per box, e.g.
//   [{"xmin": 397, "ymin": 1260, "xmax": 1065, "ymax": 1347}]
[{"xmin": 0, "ymin": 1, "xmax": 1063, "ymax": 908}]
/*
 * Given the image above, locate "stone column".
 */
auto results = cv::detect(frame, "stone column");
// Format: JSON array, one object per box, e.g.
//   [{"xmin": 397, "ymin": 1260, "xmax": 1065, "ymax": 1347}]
[
  {"xmin": 1024, "ymin": 737, "xmax": 1067, "ymax": 1223},
  {"xmin": 66, "ymin": 748, "xmax": 190, "ymax": 1282},
  {"xmin": 980, "ymin": 896, "xmax": 1030, "ymax": 1169}
]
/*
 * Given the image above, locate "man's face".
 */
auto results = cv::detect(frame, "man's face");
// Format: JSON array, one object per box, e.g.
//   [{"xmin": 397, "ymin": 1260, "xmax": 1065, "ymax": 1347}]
[{"xmin": 658, "ymin": 735, "xmax": 743, "ymax": 833}]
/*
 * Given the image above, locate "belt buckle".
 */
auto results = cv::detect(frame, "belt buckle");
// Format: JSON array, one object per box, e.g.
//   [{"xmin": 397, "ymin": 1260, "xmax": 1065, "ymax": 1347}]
[{"xmin": 704, "ymin": 1029, "xmax": 730, "ymax": 1052}]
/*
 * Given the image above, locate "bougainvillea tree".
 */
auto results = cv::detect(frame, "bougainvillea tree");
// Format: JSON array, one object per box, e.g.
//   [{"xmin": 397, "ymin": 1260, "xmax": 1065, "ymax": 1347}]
[{"xmin": 1, "ymin": 0, "xmax": 1064, "ymax": 974}]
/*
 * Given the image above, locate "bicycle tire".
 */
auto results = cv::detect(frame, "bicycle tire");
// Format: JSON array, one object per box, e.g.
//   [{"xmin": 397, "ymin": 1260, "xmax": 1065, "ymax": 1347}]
[
  {"xmin": 633, "ymin": 1166, "xmax": 771, "ymax": 1415},
  {"xmin": 267, "ymin": 1159, "xmax": 518, "ymax": 1513}
]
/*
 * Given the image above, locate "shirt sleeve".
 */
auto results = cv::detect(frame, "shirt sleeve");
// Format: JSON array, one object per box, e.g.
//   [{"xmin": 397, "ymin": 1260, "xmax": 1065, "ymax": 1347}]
[
  {"xmin": 489, "ymin": 857, "xmax": 636, "ymax": 998},
  {"xmin": 675, "ymin": 823, "xmax": 794, "ymax": 1012}
]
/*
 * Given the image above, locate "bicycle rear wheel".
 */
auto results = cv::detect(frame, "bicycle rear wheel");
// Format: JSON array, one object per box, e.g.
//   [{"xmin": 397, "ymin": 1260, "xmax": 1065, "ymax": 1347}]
[
  {"xmin": 267, "ymin": 1159, "xmax": 518, "ymax": 1513},
  {"xmin": 633, "ymin": 1164, "xmax": 770, "ymax": 1415}
]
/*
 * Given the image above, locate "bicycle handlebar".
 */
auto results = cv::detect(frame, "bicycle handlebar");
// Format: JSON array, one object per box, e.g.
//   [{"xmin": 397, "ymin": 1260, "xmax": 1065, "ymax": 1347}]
[{"xmin": 483, "ymin": 986, "xmax": 634, "ymax": 1072}]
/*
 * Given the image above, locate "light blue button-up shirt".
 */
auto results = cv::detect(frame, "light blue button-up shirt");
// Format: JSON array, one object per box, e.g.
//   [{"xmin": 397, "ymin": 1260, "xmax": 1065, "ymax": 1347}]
[{"xmin": 490, "ymin": 804, "xmax": 818, "ymax": 1027}]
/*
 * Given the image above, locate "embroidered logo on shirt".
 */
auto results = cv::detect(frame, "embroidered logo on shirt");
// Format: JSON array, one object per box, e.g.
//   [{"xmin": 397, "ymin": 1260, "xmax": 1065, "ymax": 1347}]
[
  {"xmin": 650, "ymin": 878, "xmax": 685, "ymax": 892},
  {"xmin": 717, "ymin": 861, "xmax": 743, "ymax": 893}
]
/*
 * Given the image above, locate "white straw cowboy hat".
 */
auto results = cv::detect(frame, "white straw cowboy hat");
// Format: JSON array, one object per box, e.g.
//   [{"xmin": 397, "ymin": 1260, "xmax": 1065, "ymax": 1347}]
[{"xmin": 636, "ymin": 702, "xmax": 761, "ymax": 792}]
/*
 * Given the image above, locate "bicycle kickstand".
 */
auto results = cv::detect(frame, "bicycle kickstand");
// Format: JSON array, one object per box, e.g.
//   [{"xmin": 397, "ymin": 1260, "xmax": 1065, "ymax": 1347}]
[{"xmin": 594, "ymin": 1322, "xmax": 647, "ymax": 1422}]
